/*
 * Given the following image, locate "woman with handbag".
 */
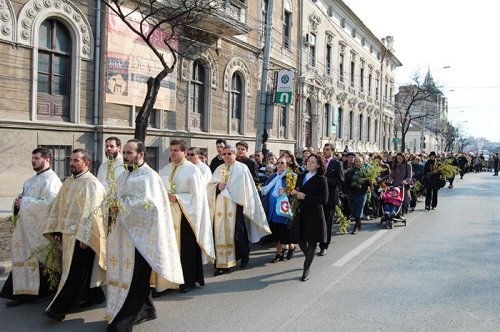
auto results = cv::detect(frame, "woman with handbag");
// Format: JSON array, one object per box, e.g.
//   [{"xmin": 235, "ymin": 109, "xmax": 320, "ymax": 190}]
[
  {"xmin": 290, "ymin": 153, "xmax": 328, "ymax": 281},
  {"xmin": 261, "ymin": 157, "xmax": 297, "ymax": 263}
]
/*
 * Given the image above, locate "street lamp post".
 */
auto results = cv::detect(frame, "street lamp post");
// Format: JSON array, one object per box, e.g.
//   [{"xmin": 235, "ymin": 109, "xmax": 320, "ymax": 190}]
[{"xmin": 379, "ymin": 36, "xmax": 394, "ymax": 152}]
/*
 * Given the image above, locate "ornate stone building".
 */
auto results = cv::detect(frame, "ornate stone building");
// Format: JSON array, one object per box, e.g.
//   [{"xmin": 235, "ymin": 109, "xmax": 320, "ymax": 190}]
[
  {"xmin": 297, "ymin": 0, "xmax": 402, "ymax": 152},
  {"xmin": 0, "ymin": 0, "xmax": 300, "ymax": 198}
]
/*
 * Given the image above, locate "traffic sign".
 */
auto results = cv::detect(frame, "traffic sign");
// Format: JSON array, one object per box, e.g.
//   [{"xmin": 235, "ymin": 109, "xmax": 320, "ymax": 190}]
[
  {"xmin": 274, "ymin": 70, "xmax": 294, "ymax": 105},
  {"xmin": 392, "ymin": 137, "xmax": 401, "ymax": 143}
]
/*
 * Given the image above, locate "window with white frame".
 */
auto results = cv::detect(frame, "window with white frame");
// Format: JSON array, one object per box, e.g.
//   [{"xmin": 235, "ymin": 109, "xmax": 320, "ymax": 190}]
[
  {"xmin": 37, "ymin": 19, "xmax": 72, "ymax": 121},
  {"xmin": 323, "ymin": 103, "xmax": 330, "ymax": 137},
  {"xmin": 339, "ymin": 53, "xmax": 344, "ymax": 82},
  {"xmin": 350, "ymin": 60, "xmax": 355, "ymax": 88},
  {"xmin": 337, "ymin": 107, "xmax": 343, "ymax": 139},
  {"xmin": 308, "ymin": 33, "xmax": 316, "ymax": 67},
  {"xmin": 326, "ymin": 44, "xmax": 332, "ymax": 76},
  {"xmin": 360, "ymin": 67, "xmax": 365, "ymax": 93},
  {"xmin": 283, "ymin": 10, "xmax": 291, "ymax": 49},
  {"xmin": 349, "ymin": 111, "xmax": 354, "ymax": 140}
]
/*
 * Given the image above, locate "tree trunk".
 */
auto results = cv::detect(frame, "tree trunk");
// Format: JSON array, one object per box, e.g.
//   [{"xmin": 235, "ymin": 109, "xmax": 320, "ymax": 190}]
[{"xmin": 134, "ymin": 69, "xmax": 170, "ymax": 142}]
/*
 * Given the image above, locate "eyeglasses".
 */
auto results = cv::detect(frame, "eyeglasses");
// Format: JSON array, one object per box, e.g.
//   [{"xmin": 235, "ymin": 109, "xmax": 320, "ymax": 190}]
[
  {"xmin": 222, "ymin": 153, "xmax": 233, "ymax": 156},
  {"xmin": 187, "ymin": 153, "xmax": 196, "ymax": 156},
  {"xmin": 277, "ymin": 162, "xmax": 287, "ymax": 165}
]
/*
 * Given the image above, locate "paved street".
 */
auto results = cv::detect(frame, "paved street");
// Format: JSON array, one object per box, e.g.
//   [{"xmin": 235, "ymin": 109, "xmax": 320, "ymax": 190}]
[{"xmin": 1, "ymin": 172, "xmax": 499, "ymax": 331}]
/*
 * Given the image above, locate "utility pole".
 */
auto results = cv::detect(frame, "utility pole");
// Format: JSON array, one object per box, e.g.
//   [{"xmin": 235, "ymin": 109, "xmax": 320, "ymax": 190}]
[{"xmin": 256, "ymin": 0, "xmax": 274, "ymax": 161}]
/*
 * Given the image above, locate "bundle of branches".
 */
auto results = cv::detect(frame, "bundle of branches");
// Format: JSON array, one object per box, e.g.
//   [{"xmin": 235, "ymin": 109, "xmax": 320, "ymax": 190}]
[
  {"xmin": 335, "ymin": 205, "xmax": 350, "ymax": 234},
  {"xmin": 410, "ymin": 180, "xmax": 422, "ymax": 198},
  {"xmin": 29, "ymin": 241, "xmax": 62, "ymax": 290},
  {"xmin": 360, "ymin": 161, "xmax": 384, "ymax": 187},
  {"xmin": 437, "ymin": 160, "xmax": 460, "ymax": 179},
  {"xmin": 7, "ymin": 214, "xmax": 18, "ymax": 233}
]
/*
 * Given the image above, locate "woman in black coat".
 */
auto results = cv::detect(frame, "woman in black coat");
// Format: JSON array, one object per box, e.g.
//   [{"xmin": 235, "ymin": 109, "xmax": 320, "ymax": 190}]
[
  {"xmin": 290, "ymin": 153, "xmax": 328, "ymax": 282},
  {"xmin": 423, "ymin": 151, "xmax": 442, "ymax": 210}
]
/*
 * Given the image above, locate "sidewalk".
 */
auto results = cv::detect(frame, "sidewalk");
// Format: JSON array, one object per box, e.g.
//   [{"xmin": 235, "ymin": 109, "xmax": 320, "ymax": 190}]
[{"xmin": 0, "ymin": 197, "xmax": 13, "ymax": 218}]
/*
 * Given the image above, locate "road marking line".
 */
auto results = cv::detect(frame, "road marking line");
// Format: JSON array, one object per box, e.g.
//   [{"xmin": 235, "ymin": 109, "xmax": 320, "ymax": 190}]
[{"xmin": 332, "ymin": 230, "xmax": 388, "ymax": 267}]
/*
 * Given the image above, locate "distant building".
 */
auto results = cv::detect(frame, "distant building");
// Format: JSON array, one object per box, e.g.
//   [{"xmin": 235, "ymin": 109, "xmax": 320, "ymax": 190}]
[{"xmin": 298, "ymin": 0, "xmax": 402, "ymax": 152}]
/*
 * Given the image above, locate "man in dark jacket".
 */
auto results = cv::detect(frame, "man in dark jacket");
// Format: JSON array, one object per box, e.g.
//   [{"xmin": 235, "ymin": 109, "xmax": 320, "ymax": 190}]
[
  {"xmin": 235, "ymin": 141, "xmax": 260, "ymax": 185},
  {"xmin": 209, "ymin": 139, "xmax": 226, "ymax": 173},
  {"xmin": 319, "ymin": 144, "xmax": 344, "ymax": 256}
]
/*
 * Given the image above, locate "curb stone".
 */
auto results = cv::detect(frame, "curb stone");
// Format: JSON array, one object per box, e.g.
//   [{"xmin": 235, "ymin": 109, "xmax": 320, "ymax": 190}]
[{"xmin": 0, "ymin": 260, "xmax": 12, "ymax": 276}]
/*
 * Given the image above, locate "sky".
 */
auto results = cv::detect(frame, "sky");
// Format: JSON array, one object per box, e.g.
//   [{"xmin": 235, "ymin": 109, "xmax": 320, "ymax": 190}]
[{"xmin": 342, "ymin": 0, "xmax": 500, "ymax": 142}]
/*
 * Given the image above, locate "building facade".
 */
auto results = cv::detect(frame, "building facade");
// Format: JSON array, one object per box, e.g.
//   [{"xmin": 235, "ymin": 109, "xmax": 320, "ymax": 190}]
[
  {"xmin": 0, "ymin": 0, "xmax": 400, "ymax": 198},
  {"xmin": 297, "ymin": 0, "xmax": 402, "ymax": 153},
  {"xmin": 0, "ymin": 0, "xmax": 300, "ymax": 197}
]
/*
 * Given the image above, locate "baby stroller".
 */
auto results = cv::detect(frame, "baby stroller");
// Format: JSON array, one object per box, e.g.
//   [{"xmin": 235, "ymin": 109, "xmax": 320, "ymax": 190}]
[{"xmin": 379, "ymin": 186, "xmax": 407, "ymax": 229}]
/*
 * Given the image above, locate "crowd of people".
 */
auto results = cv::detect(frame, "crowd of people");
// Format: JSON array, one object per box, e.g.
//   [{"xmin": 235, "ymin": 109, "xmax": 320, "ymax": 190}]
[{"xmin": 1, "ymin": 137, "xmax": 496, "ymax": 331}]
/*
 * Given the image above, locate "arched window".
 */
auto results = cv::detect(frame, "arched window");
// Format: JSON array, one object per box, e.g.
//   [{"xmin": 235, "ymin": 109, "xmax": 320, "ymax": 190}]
[
  {"xmin": 230, "ymin": 73, "xmax": 242, "ymax": 119},
  {"xmin": 189, "ymin": 60, "xmax": 206, "ymax": 131},
  {"xmin": 191, "ymin": 61, "xmax": 205, "ymax": 114},
  {"xmin": 230, "ymin": 72, "xmax": 243, "ymax": 134},
  {"xmin": 37, "ymin": 19, "xmax": 72, "ymax": 121},
  {"xmin": 337, "ymin": 107, "xmax": 343, "ymax": 139},
  {"xmin": 349, "ymin": 111, "xmax": 354, "ymax": 140},
  {"xmin": 324, "ymin": 103, "xmax": 330, "ymax": 137},
  {"xmin": 359, "ymin": 114, "xmax": 363, "ymax": 141}
]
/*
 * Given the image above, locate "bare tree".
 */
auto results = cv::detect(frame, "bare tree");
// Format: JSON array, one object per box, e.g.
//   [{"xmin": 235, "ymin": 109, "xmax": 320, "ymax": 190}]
[
  {"xmin": 441, "ymin": 121, "xmax": 459, "ymax": 152},
  {"xmin": 104, "ymin": 0, "xmax": 218, "ymax": 141},
  {"xmin": 394, "ymin": 73, "xmax": 443, "ymax": 152}
]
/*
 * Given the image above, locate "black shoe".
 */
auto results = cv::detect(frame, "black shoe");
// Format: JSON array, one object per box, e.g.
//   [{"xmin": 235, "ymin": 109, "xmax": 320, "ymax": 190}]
[
  {"xmin": 286, "ymin": 248, "xmax": 295, "ymax": 260},
  {"xmin": 425, "ymin": 206, "xmax": 430, "ymax": 211},
  {"xmin": 240, "ymin": 257, "xmax": 250, "ymax": 268},
  {"xmin": 179, "ymin": 284, "xmax": 195, "ymax": 293},
  {"xmin": 44, "ymin": 310, "xmax": 65, "ymax": 322},
  {"xmin": 213, "ymin": 268, "xmax": 229, "ymax": 276},
  {"xmin": 134, "ymin": 312, "xmax": 157, "ymax": 325},
  {"xmin": 5, "ymin": 300, "xmax": 23, "ymax": 308},
  {"xmin": 79, "ymin": 297, "xmax": 105, "ymax": 308},
  {"xmin": 270, "ymin": 254, "xmax": 284, "ymax": 263},
  {"xmin": 301, "ymin": 270, "xmax": 310, "ymax": 282},
  {"xmin": 318, "ymin": 249, "xmax": 327, "ymax": 256},
  {"xmin": 431, "ymin": 207, "xmax": 436, "ymax": 210}
]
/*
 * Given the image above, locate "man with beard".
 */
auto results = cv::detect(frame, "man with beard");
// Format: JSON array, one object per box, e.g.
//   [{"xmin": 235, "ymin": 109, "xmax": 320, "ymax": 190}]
[
  {"xmin": 319, "ymin": 143, "xmax": 344, "ymax": 256},
  {"xmin": 44, "ymin": 149, "xmax": 107, "ymax": 321},
  {"xmin": 209, "ymin": 139, "xmax": 226, "ymax": 173},
  {"xmin": 106, "ymin": 139, "xmax": 183, "ymax": 331},
  {"xmin": 97, "ymin": 137, "xmax": 124, "ymax": 193},
  {"xmin": 1, "ymin": 148, "xmax": 62, "ymax": 307},
  {"xmin": 159, "ymin": 139, "xmax": 215, "ymax": 293},
  {"xmin": 208, "ymin": 145, "xmax": 271, "ymax": 276}
]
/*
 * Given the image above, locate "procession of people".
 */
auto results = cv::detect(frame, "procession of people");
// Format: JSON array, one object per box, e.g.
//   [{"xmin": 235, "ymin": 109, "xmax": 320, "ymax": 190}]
[{"xmin": 1, "ymin": 138, "xmax": 484, "ymax": 330}]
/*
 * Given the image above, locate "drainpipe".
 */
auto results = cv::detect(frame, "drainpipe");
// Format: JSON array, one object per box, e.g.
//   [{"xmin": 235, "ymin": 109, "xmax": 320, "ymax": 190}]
[{"xmin": 93, "ymin": 0, "xmax": 102, "ymax": 171}]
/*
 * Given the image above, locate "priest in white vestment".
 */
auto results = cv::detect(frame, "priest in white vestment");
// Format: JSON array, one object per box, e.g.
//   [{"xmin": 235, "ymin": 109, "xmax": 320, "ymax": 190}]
[
  {"xmin": 1, "ymin": 148, "xmax": 62, "ymax": 307},
  {"xmin": 106, "ymin": 139, "xmax": 183, "ymax": 331},
  {"xmin": 159, "ymin": 140, "xmax": 215, "ymax": 293},
  {"xmin": 97, "ymin": 137, "xmax": 124, "ymax": 193},
  {"xmin": 208, "ymin": 145, "xmax": 271, "ymax": 276},
  {"xmin": 187, "ymin": 146, "xmax": 212, "ymax": 185},
  {"xmin": 43, "ymin": 149, "xmax": 107, "ymax": 321}
]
